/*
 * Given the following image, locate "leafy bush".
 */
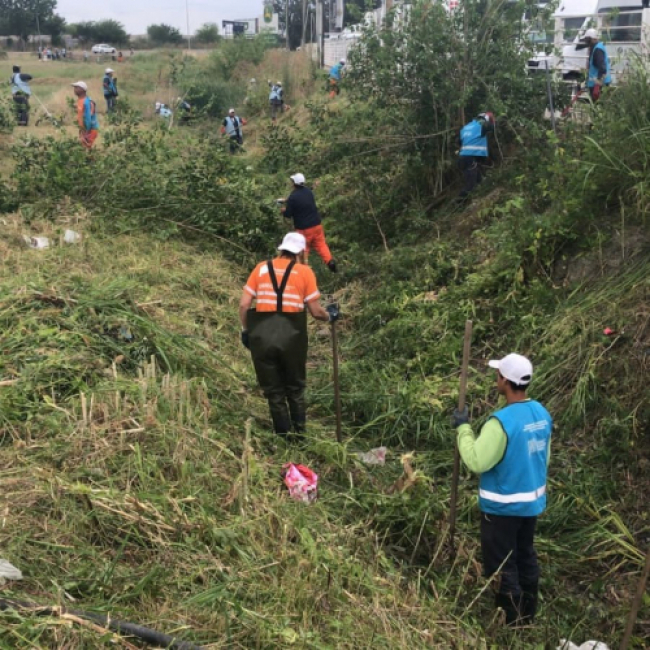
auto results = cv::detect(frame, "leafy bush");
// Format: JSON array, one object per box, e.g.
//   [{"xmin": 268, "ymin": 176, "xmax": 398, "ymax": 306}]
[{"xmin": 0, "ymin": 94, "xmax": 15, "ymax": 133}]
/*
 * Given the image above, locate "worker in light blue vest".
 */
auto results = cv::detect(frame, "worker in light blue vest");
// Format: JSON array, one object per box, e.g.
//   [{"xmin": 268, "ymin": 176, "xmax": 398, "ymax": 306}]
[
  {"xmin": 10, "ymin": 65, "xmax": 33, "ymax": 126},
  {"xmin": 458, "ymin": 111, "xmax": 494, "ymax": 199},
  {"xmin": 103, "ymin": 68, "xmax": 118, "ymax": 113},
  {"xmin": 221, "ymin": 108, "xmax": 246, "ymax": 154},
  {"xmin": 269, "ymin": 81, "xmax": 283, "ymax": 122},
  {"xmin": 452, "ymin": 353, "xmax": 552, "ymax": 626},
  {"xmin": 577, "ymin": 28, "xmax": 611, "ymax": 102},
  {"xmin": 329, "ymin": 59, "xmax": 345, "ymax": 98}
]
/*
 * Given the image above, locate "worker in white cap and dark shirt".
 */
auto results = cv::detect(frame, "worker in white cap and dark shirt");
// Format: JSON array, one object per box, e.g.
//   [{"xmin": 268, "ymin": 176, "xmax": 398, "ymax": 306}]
[
  {"xmin": 103, "ymin": 68, "xmax": 118, "ymax": 113},
  {"xmin": 239, "ymin": 232, "xmax": 339, "ymax": 438},
  {"xmin": 452, "ymin": 353, "xmax": 552, "ymax": 627},
  {"xmin": 279, "ymin": 172, "xmax": 337, "ymax": 272}
]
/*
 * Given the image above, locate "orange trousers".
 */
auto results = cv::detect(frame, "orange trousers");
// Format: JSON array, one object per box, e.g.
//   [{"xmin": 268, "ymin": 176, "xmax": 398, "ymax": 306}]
[
  {"xmin": 297, "ymin": 224, "xmax": 333, "ymax": 265},
  {"xmin": 79, "ymin": 129, "xmax": 98, "ymax": 149}
]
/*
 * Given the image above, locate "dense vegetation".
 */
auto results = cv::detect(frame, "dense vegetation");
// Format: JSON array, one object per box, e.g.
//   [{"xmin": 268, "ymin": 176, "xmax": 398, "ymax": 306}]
[{"xmin": 0, "ymin": 2, "xmax": 648, "ymax": 647}]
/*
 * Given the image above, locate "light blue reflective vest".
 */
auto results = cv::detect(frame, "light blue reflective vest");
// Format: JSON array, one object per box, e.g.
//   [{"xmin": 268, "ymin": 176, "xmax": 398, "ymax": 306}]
[
  {"xmin": 11, "ymin": 73, "xmax": 31, "ymax": 96},
  {"xmin": 460, "ymin": 120, "xmax": 488, "ymax": 157},
  {"xmin": 224, "ymin": 115, "xmax": 242, "ymax": 136},
  {"xmin": 479, "ymin": 400, "xmax": 552, "ymax": 517},
  {"xmin": 329, "ymin": 63, "xmax": 343, "ymax": 80},
  {"xmin": 588, "ymin": 42, "xmax": 611, "ymax": 88},
  {"xmin": 269, "ymin": 85, "xmax": 282, "ymax": 102},
  {"xmin": 103, "ymin": 74, "xmax": 117, "ymax": 97}
]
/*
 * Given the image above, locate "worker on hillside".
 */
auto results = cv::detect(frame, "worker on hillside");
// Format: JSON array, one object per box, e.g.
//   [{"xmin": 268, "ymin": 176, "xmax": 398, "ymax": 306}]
[
  {"xmin": 329, "ymin": 59, "xmax": 345, "ymax": 98},
  {"xmin": 458, "ymin": 111, "xmax": 495, "ymax": 199},
  {"xmin": 71, "ymin": 81, "xmax": 99, "ymax": 149},
  {"xmin": 269, "ymin": 80, "xmax": 283, "ymax": 122},
  {"xmin": 452, "ymin": 353, "xmax": 552, "ymax": 626},
  {"xmin": 239, "ymin": 232, "xmax": 339, "ymax": 437},
  {"xmin": 576, "ymin": 28, "xmax": 611, "ymax": 102},
  {"xmin": 280, "ymin": 173, "xmax": 337, "ymax": 272},
  {"xmin": 103, "ymin": 68, "xmax": 118, "ymax": 113},
  {"xmin": 10, "ymin": 65, "xmax": 32, "ymax": 126},
  {"xmin": 221, "ymin": 108, "xmax": 246, "ymax": 154},
  {"xmin": 176, "ymin": 97, "xmax": 192, "ymax": 125}
]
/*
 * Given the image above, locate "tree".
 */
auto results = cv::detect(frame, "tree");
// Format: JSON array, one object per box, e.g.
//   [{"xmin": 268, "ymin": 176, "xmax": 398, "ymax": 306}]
[
  {"xmin": 69, "ymin": 19, "xmax": 128, "ymax": 45},
  {"xmin": 0, "ymin": 0, "xmax": 65, "ymax": 46},
  {"xmin": 147, "ymin": 23, "xmax": 183, "ymax": 46},
  {"xmin": 194, "ymin": 22, "xmax": 220, "ymax": 45}
]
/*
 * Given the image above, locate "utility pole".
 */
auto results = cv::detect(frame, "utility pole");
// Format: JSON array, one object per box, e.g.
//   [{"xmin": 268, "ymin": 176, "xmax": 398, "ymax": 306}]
[
  {"xmin": 186, "ymin": 0, "xmax": 191, "ymax": 52},
  {"xmin": 286, "ymin": 0, "xmax": 290, "ymax": 50}
]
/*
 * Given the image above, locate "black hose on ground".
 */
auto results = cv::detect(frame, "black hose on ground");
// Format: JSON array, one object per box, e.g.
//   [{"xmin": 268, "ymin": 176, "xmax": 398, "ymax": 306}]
[{"xmin": 0, "ymin": 597, "xmax": 203, "ymax": 650}]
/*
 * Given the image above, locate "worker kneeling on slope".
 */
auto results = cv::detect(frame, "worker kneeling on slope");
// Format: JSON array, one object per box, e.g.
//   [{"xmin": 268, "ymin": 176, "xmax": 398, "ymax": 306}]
[
  {"xmin": 458, "ymin": 111, "xmax": 495, "ymax": 199},
  {"xmin": 452, "ymin": 353, "xmax": 552, "ymax": 626},
  {"xmin": 239, "ymin": 233, "xmax": 339, "ymax": 438}
]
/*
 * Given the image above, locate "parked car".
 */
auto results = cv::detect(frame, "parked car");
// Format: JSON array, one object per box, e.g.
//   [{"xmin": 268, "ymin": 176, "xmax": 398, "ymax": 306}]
[{"xmin": 91, "ymin": 44, "xmax": 116, "ymax": 54}]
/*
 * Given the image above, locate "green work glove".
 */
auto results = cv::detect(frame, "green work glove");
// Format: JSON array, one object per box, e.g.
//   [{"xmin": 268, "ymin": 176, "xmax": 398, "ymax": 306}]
[{"xmin": 452, "ymin": 406, "xmax": 469, "ymax": 428}]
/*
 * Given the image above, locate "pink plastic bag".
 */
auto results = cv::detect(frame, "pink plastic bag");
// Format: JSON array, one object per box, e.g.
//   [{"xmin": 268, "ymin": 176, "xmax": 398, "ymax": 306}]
[{"xmin": 283, "ymin": 463, "xmax": 318, "ymax": 503}]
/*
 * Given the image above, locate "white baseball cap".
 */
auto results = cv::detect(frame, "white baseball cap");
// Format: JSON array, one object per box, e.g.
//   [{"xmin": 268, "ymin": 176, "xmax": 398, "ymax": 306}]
[
  {"xmin": 228, "ymin": 108, "xmax": 235, "ymax": 114},
  {"xmin": 277, "ymin": 80, "xmax": 282, "ymax": 85},
  {"xmin": 340, "ymin": 58, "xmax": 346, "ymax": 64},
  {"xmin": 582, "ymin": 28, "xmax": 598, "ymax": 40},
  {"xmin": 488, "ymin": 353, "xmax": 533, "ymax": 385},
  {"xmin": 278, "ymin": 232, "xmax": 306, "ymax": 255},
  {"xmin": 290, "ymin": 173, "xmax": 306, "ymax": 185},
  {"xmin": 71, "ymin": 81, "xmax": 88, "ymax": 91},
  {"xmin": 105, "ymin": 68, "xmax": 114, "ymax": 73}
]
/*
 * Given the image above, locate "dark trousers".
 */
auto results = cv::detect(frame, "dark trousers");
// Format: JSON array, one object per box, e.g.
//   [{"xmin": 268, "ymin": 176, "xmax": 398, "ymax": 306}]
[
  {"xmin": 229, "ymin": 134, "xmax": 243, "ymax": 154},
  {"xmin": 105, "ymin": 96, "xmax": 116, "ymax": 113},
  {"xmin": 270, "ymin": 101, "xmax": 283, "ymax": 120},
  {"xmin": 458, "ymin": 155, "xmax": 483, "ymax": 197},
  {"xmin": 252, "ymin": 346, "xmax": 306, "ymax": 434},
  {"xmin": 481, "ymin": 512, "xmax": 539, "ymax": 625},
  {"xmin": 13, "ymin": 94, "xmax": 29, "ymax": 126}
]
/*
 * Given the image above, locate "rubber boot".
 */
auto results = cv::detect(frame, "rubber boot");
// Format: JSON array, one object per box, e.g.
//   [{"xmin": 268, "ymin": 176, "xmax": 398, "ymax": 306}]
[
  {"xmin": 520, "ymin": 582, "xmax": 538, "ymax": 624},
  {"xmin": 495, "ymin": 592, "xmax": 522, "ymax": 627}
]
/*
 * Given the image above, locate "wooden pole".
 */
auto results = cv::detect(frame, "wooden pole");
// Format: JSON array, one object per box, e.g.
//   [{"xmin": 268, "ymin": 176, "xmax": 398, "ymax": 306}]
[
  {"xmin": 448, "ymin": 319, "xmax": 473, "ymax": 558},
  {"xmin": 620, "ymin": 546, "xmax": 650, "ymax": 650},
  {"xmin": 331, "ymin": 318, "xmax": 343, "ymax": 444}
]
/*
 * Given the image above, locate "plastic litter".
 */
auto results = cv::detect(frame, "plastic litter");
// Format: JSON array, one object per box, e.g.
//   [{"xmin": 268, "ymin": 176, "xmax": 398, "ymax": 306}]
[
  {"xmin": 356, "ymin": 446, "xmax": 387, "ymax": 465},
  {"xmin": 282, "ymin": 463, "xmax": 318, "ymax": 503},
  {"xmin": 64, "ymin": 229, "xmax": 82, "ymax": 244},
  {"xmin": 603, "ymin": 327, "xmax": 615, "ymax": 336},
  {"xmin": 0, "ymin": 559, "xmax": 23, "ymax": 583},
  {"xmin": 557, "ymin": 640, "xmax": 610, "ymax": 650},
  {"xmin": 23, "ymin": 235, "xmax": 50, "ymax": 249}
]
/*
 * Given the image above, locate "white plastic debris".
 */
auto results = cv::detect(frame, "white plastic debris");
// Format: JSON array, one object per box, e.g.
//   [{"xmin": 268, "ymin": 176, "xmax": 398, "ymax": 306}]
[
  {"xmin": 23, "ymin": 235, "xmax": 50, "ymax": 249},
  {"xmin": 0, "ymin": 559, "xmax": 23, "ymax": 582},
  {"xmin": 64, "ymin": 229, "xmax": 82, "ymax": 244},
  {"xmin": 557, "ymin": 640, "xmax": 611, "ymax": 650},
  {"xmin": 356, "ymin": 446, "xmax": 387, "ymax": 466}
]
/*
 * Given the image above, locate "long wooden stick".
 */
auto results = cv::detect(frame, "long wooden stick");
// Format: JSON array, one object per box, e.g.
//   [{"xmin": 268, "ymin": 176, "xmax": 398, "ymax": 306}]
[
  {"xmin": 331, "ymin": 319, "xmax": 342, "ymax": 444},
  {"xmin": 620, "ymin": 546, "xmax": 650, "ymax": 650},
  {"xmin": 449, "ymin": 319, "xmax": 473, "ymax": 558}
]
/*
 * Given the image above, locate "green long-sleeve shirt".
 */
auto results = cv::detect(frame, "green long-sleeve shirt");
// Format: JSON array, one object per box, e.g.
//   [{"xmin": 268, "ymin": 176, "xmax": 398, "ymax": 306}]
[{"xmin": 457, "ymin": 406, "xmax": 551, "ymax": 474}]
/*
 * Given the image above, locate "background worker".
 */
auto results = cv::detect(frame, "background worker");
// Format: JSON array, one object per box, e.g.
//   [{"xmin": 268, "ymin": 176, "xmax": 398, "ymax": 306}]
[
  {"xmin": 458, "ymin": 111, "xmax": 495, "ymax": 199},
  {"xmin": 10, "ymin": 65, "xmax": 32, "ymax": 126},
  {"xmin": 71, "ymin": 81, "xmax": 99, "ymax": 149},
  {"xmin": 452, "ymin": 353, "xmax": 552, "ymax": 626},
  {"xmin": 269, "ymin": 80, "xmax": 283, "ymax": 122},
  {"xmin": 103, "ymin": 68, "xmax": 118, "ymax": 113},
  {"xmin": 221, "ymin": 108, "xmax": 246, "ymax": 154},
  {"xmin": 239, "ymin": 232, "xmax": 339, "ymax": 437},
  {"xmin": 576, "ymin": 28, "xmax": 611, "ymax": 102},
  {"xmin": 280, "ymin": 173, "xmax": 337, "ymax": 272},
  {"xmin": 329, "ymin": 59, "xmax": 345, "ymax": 98}
]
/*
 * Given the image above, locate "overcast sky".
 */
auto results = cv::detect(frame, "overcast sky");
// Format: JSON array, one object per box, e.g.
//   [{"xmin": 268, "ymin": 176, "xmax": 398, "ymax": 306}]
[{"xmin": 56, "ymin": 0, "xmax": 265, "ymax": 36}]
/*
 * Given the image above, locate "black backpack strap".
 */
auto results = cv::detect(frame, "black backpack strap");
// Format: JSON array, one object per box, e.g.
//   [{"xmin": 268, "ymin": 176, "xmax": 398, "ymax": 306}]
[{"xmin": 267, "ymin": 259, "xmax": 296, "ymax": 312}]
